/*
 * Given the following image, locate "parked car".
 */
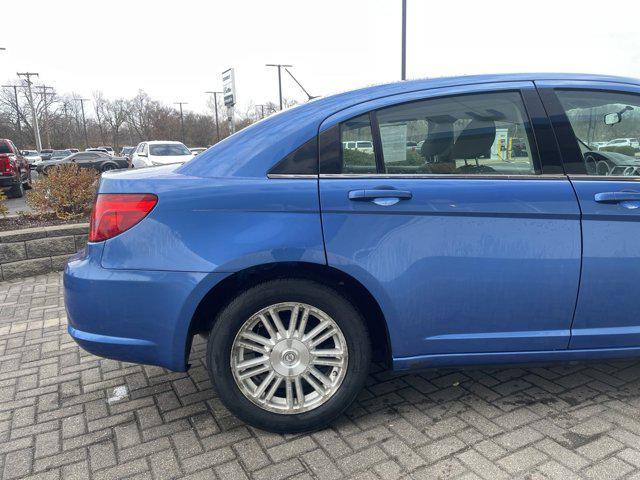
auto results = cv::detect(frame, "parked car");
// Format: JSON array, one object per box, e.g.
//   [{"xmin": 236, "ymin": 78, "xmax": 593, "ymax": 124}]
[
  {"xmin": 120, "ymin": 146, "xmax": 135, "ymax": 158},
  {"xmin": 39, "ymin": 149, "xmax": 54, "ymax": 161},
  {"xmin": 189, "ymin": 147, "xmax": 207, "ymax": 155},
  {"xmin": 342, "ymin": 140, "xmax": 374, "ymax": 154},
  {"xmin": 130, "ymin": 141, "xmax": 194, "ymax": 168},
  {"xmin": 37, "ymin": 151, "xmax": 128, "ymax": 175},
  {"xmin": 49, "ymin": 150, "xmax": 73, "ymax": 162},
  {"xmin": 98, "ymin": 146, "xmax": 115, "ymax": 156},
  {"xmin": 86, "ymin": 148, "xmax": 110, "ymax": 155},
  {"xmin": 605, "ymin": 138, "xmax": 640, "ymax": 149},
  {"xmin": 65, "ymin": 73, "xmax": 640, "ymax": 433},
  {"xmin": 22, "ymin": 150, "xmax": 42, "ymax": 167},
  {"xmin": 0, "ymin": 139, "xmax": 31, "ymax": 197},
  {"xmin": 589, "ymin": 141, "xmax": 609, "ymax": 150}
]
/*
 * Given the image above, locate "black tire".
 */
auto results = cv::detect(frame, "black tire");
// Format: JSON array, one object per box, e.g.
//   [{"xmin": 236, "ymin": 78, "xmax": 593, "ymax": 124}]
[
  {"xmin": 101, "ymin": 163, "xmax": 117, "ymax": 172},
  {"xmin": 206, "ymin": 279, "xmax": 371, "ymax": 433},
  {"xmin": 8, "ymin": 180, "xmax": 24, "ymax": 198}
]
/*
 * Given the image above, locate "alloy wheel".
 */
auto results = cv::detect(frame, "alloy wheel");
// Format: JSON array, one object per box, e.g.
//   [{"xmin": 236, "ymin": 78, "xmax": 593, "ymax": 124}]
[{"xmin": 230, "ymin": 302, "xmax": 348, "ymax": 414}]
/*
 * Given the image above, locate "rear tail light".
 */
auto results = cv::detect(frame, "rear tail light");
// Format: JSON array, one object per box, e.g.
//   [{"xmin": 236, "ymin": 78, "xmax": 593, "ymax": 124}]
[
  {"xmin": 89, "ymin": 193, "xmax": 158, "ymax": 242},
  {"xmin": 0, "ymin": 154, "xmax": 13, "ymax": 176}
]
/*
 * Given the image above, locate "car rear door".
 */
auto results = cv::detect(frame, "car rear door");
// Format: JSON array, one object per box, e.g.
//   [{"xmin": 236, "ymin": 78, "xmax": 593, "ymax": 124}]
[
  {"xmin": 538, "ymin": 81, "xmax": 640, "ymax": 349},
  {"xmin": 318, "ymin": 82, "xmax": 582, "ymax": 364}
]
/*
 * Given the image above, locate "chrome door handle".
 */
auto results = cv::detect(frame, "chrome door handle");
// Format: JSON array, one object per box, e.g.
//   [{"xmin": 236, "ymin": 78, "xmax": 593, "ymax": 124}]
[
  {"xmin": 348, "ymin": 189, "xmax": 412, "ymax": 201},
  {"xmin": 595, "ymin": 191, "xmax": 640, "ymax": 203}
]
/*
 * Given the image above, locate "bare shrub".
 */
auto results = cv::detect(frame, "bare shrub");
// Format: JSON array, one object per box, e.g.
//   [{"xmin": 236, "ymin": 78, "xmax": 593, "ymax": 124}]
[
  {"xmin": 27, "ymin": 165, "xmax": 98, "ymax": 220},
  {"xmin": 0, "ymin": 190, "xmax": 7, "ymax": 217}
]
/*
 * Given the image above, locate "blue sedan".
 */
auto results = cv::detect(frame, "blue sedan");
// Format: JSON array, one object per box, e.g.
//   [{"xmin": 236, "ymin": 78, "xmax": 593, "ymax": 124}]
[{"xmin": 65, "ymin": 73, "xmax": 640, "ymax": 432}]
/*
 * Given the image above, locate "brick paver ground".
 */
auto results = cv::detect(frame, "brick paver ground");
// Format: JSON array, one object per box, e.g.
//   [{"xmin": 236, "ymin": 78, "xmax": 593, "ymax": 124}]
[{"xmin": 2, "ymin": 273, "xmax": 640, "ymax": 479}]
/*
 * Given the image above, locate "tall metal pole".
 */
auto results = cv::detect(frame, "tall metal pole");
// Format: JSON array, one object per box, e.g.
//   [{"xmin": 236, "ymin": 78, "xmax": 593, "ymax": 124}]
[
  {"xmin": 75, "ymin": 98, "xmax": 90, "ymax": 148},
  {"xmin": 174, "ymin": 102, "xmax": 187, "ymax": 144},
  {"xmin": 35, "ymin": 85, "xmax": 54, "ymax": 149},
  {"xmin": 2, "ymin": 84, "xmax": 22, "ymax": 134},
  {"xmin": 266, "ymin": 64, "xmax": 292, "ymax": 111},
  {"xmin": 205, "ymin": 91, "xmax": 223, "ymax": 142},
  {"xmin": 401, "ymin": 0, "xmax": 407, "ymax": 80},
  {"xmin": 17, "ymin": 72, "xmax": 42, "ymax": 151}
]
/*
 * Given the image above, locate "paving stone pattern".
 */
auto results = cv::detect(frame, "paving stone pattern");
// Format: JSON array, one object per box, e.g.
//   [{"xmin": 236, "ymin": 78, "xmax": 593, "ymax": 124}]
[{"xmin": 1, "ymin": 273, "xmax": 640, "ymax": 479}]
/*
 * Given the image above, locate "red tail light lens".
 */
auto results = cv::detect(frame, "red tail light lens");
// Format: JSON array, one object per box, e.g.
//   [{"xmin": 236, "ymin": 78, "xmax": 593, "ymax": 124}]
[
  {"xmin": 0, "ymin": 154, "xmax": 13, "ymax": 176},
  {"xmin": 89, "ymin": 194, "xmax": 158, "ymax": 242}
]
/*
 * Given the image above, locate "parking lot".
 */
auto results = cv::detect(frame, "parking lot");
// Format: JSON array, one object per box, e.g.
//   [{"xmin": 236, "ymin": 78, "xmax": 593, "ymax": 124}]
[{"xmin": 1, "ymin": 273, "xmax": 640, "ymax": 479}]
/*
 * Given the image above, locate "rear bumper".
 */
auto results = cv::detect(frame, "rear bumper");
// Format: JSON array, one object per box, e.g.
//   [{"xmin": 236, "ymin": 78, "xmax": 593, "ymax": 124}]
[
  {"xmin": 64, "ymin": 243, "xmax": 230, "ymax": 371},
  {"xmin": 0, "ymin": 176, "xmax": 17, "ymax": 189}
]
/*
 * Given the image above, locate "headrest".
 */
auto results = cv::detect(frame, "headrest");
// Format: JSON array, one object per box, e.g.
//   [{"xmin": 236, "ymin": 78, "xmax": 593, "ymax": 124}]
[
  {"xmin": 420, "ymin": 121, "xmax": 454, "ymax": 158},
  {"xmin": 451, "ymin": 119, "xmax": 496, "ymax": 159}
]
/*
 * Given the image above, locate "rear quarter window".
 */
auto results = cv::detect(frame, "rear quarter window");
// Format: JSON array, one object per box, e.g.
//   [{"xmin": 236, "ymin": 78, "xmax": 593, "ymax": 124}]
[{"xmin": 268, "ymin": 137, "xmax": 318, "ymax": 175}]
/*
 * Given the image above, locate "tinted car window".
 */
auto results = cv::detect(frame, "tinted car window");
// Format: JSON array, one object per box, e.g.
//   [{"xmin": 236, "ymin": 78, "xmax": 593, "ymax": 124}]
[
  {"xmin": 340, "ymin": 114, "xmax": 376, "ymax": 173},
  {"xmin": 0, "ymin": 143, "xmax": 12, "ymax": 154},
  {"xmin": 268, "ymin": 137, "xmax": 318, "ymax": 175},
  {"xmin": 149, "ymin": 144, "xmax": 190, "ymax": 156},
  {"xmin": 376, "ymin": 91, "xmax": 536, "ymax": 175},
  {"xmin": 556, "ymin": 90, "xmax": 640, "ymax": 176}
]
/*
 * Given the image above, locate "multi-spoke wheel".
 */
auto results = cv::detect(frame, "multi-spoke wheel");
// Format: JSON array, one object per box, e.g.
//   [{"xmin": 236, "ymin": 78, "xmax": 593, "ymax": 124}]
[
  {"xmin": 206, "ymin": 279, "xmax": 371, "ymax": 433},
  {"xmin": 231, "ymin": 302, "xmax": 348, "ymax": 414}
]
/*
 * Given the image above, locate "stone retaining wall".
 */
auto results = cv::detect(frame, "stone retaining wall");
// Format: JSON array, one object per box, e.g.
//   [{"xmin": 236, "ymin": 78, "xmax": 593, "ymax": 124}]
[{"xmin": 0, "ymin": 223, "xmax": 88, "ymax": 281}]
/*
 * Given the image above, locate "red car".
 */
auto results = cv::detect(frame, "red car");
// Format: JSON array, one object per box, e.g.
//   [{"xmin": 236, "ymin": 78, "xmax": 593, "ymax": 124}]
[{"xmin": 0, "ymin": 139, "xmax": 32, "ymax": 198}]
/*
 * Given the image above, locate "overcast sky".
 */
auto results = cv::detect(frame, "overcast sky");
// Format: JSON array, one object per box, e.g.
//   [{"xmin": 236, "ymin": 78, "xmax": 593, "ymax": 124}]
[{"xmin": 2, "ymin": 0, "xmax": 640, "ymax": 116}]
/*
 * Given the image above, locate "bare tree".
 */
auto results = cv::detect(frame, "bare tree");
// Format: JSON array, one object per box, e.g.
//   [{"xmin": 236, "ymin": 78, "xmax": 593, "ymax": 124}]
[{"xmin": 103, "ymin": 99, "xmax": 127, "ymax": 149}]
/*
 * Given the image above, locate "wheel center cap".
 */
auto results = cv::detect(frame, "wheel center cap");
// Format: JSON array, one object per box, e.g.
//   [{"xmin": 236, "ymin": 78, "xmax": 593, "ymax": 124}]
[
  {"xmin": 270, "ymin": 339, "xmax": 310, "ymax": 377},
  {"xmin": 282, "ymin": 350, "xmax": 297, "ymax": 365}
]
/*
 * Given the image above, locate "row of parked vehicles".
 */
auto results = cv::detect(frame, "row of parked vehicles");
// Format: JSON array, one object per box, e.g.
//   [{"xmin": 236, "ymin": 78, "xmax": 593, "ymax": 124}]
[
  {"xmin": 590, "ymin": 137, "xmax": 640, "ymax": 150},
  {"xmin": 0, "ymin": 140, "xmax": 210, "ymax": 194}
]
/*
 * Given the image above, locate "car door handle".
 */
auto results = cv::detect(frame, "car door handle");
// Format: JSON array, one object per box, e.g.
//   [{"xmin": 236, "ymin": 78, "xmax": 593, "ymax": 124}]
[
  {"xmin": 595, "ymin": 191, "xmax": 640, "ymax": 203},
  {"xmin": 348, "ymin": 189, "xmax": 413, "ymax": 201}
]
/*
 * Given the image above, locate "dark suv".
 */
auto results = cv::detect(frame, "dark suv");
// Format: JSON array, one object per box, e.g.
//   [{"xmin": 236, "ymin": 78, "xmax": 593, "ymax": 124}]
[{"xmin": 0, "ymin": 139, "xmax": 31, "ymax": 198}]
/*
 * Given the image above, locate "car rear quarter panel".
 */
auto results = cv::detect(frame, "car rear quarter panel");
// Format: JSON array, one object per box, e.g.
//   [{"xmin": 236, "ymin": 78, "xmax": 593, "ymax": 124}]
[{"xmin": 100, "ymin": 175, "xmax": 325, "ymax": 272}]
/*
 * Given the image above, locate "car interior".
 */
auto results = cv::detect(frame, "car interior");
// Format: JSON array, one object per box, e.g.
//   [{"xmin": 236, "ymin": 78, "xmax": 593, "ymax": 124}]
[{"xmin": 341, "ymin": 92, "xmax": 536, "ymax": 175}]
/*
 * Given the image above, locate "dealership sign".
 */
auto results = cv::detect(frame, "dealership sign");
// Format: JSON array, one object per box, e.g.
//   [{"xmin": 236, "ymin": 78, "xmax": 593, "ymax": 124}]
[{"xmin": 222, "ymin": 68, "xmax": 236, "ymax": 107}]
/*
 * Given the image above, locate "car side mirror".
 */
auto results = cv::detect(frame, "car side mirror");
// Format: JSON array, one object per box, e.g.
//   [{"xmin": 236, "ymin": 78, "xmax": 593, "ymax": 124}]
[{"xmin": 604, "ymin": 113, "xmax": 621, "ymax": 126}]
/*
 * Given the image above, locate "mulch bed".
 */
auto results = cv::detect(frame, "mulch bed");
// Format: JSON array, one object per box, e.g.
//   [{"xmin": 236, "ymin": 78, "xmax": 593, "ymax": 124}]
[{"xmin": 0, "ymin": 213, "xmax": 89, "ymax": 232}]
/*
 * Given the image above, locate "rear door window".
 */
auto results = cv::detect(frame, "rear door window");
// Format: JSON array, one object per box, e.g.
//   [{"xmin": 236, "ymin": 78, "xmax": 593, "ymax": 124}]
[{"xmin": 376, "ymin": 91, "xmax": 538, "ymax": 175}]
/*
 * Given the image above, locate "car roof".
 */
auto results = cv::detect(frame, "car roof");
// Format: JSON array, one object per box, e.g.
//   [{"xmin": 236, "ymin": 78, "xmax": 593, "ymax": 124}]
[
  {"xmin": 180, "ymin": 73, "xmax": 640, "ymax": 179},
  {"xmin": 146, "ymin": 140, "xmax": 185, "ymax": 145}
]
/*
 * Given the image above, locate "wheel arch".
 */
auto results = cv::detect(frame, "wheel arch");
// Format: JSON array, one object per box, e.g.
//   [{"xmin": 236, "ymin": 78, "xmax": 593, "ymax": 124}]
[
  {"xmin": 187, "ymin": 262, "xmax": 392, "ymax": 368},
  {"xmin": 100, "ymin": 162, "xmax": 119, "ymax": 172}
]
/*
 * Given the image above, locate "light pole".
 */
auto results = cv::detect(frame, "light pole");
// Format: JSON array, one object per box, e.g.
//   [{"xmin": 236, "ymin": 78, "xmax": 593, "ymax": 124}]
[
  {"xmin": 174, "ymin": 102, "xmax": 187, "ymax": 144},
  {"xmin": 266, "ymin": 64, "xmax": 292, "ymax": 110},
  {"xmin": 204, "ymin": 91, "xmax": 223, "ymax": 142},
  {"xmin": 2, "ymin": 84, "xmax": 22, "ymax": 134},
  {"xmin": 256, "ymin": 104, "xmax": 266, "ymax": 119},
  {"xmin": 74, "ymin": 97, "xmax": 90, "ymax": 148},
  {"xmin": 35, "ymin": 85, "xmax": 54, "ymax": 149},
  {"xmin": 401, "ymin": 0, "xmax": 407, "ymax": 80},
  {"xmin": 17, "ymin": 72, "xmax": 42, "ymax": 151}
]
